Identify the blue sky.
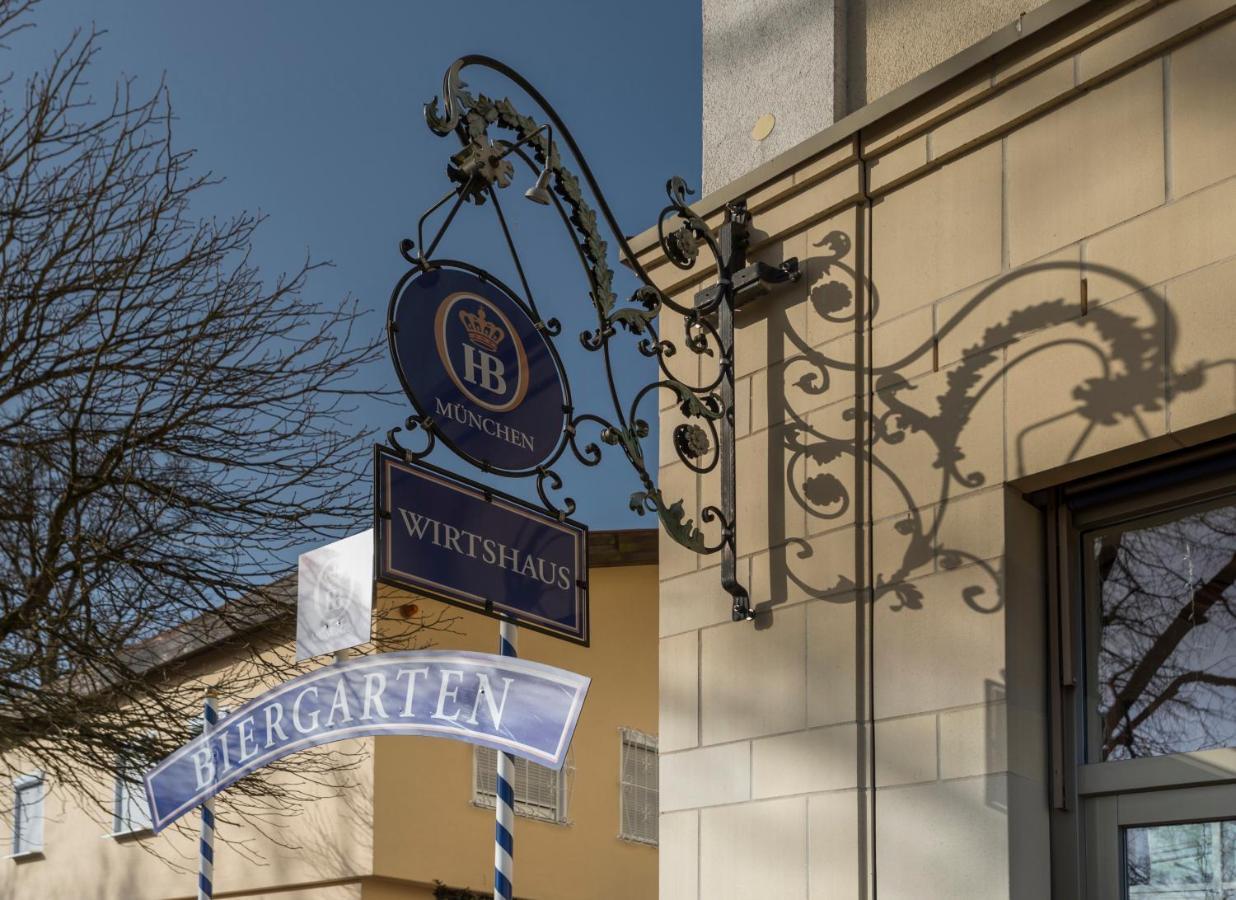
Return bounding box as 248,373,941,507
9,1,701,530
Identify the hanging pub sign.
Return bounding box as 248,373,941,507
388,261,568,472
375,446,589,645
143,650,590,832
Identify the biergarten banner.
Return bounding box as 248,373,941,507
144,650,590,832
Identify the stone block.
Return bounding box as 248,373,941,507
794,139,857,186
932,60,1075,159
871,306,934,387
732,425,808,558
733,373,752,438
874,565,1006,720
808,790,861,899
935,245,1083,368
749,526,860,610
657,309,702,411
870,361,1005,521
700,798,808,900
800,196,860,356
873,505,936,587
1007,61,1164,265
701,602,806,744
751,345,859,436
864,78,992,155
1004,290,1167,480
658,462,699,580
874,714,938,787
808,596,859,728
876,776,1010,899
868,137,928,194
758,350,852,434
992,0,1150,85
801,400,863,535
750,166,863,246
935,487,1006,570
660,741,751,812
661,561,745,637
660,631,699,753
939,703,1008,780
660,810,699,900
1077,0,1234,84
752,724,858,798
1171,18,1236,197
1166,256,1236,434
872,143,1003,321
1085,175,1236,302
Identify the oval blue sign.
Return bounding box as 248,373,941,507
390,263,567,471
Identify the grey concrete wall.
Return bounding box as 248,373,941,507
702,0,846,193
701,0,1053,194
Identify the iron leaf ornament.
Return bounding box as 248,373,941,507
406,56,798,619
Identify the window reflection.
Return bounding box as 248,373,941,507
1125,819,1236,896
1092,501,1236,761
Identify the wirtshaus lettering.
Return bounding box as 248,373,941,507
433,397,534,452
397,507,573,592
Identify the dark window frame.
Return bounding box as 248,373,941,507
1044,441,1236,898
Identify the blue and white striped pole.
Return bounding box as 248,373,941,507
199,691,218,900
494,619,517,900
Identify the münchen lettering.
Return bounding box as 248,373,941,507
398,507,573,592
434,397,534,452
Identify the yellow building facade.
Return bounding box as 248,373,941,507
0,530,658,900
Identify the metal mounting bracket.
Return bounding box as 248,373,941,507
698,204,803,621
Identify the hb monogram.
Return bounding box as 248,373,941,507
459,306,507,395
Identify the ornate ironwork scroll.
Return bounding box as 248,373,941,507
397,56,798,621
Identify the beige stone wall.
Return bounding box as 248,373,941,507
650,1,1236,896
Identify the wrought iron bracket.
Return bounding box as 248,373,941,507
401,55,805,625
694,258,801,313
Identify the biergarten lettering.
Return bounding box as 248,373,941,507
145,651,590,832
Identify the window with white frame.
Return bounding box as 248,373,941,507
474,746,567,823
112,752,152,836
11,773,45,856
619,728,657,845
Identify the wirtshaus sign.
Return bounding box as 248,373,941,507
388,261,568,472
143,651,589,832
375,447,589,644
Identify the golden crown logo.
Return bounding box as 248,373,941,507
459,305,506,353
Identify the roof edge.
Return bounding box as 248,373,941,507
630,0,1103,253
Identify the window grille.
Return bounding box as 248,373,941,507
474,746,566,823
619,728,658,845
112,752,152,835
12,773,45,856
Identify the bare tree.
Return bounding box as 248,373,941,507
0,1,445,848
1095,505,1236,760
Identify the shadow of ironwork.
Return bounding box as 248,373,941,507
686,228,1226,626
